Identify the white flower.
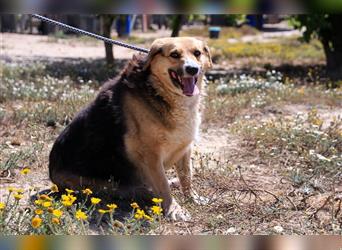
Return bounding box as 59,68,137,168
226,227,236,234
316,153,331,162
273,225,284,233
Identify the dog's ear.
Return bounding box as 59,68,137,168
203,42,213,69
143,41,163,70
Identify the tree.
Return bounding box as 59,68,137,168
100,15,115,65
291,14,342,80
171,15,186,37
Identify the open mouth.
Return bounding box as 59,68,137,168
168,69,199,96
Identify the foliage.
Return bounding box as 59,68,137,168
289,14,342,80
288,15,332,43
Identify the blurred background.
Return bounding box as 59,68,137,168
1,14,341,79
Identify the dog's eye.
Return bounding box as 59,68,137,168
194,50,201,57
170,52,181,59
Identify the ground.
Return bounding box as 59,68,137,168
1,25,341,235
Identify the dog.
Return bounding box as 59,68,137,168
49,37,212,220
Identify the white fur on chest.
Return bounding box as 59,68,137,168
161,98,201,165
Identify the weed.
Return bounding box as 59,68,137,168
230,109,342,181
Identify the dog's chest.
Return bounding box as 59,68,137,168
161,106,200,158
168,109,199,143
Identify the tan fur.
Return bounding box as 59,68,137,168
123,37,212,219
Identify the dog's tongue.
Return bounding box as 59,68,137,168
182,77,199,96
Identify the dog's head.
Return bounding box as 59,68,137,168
145,37,212,97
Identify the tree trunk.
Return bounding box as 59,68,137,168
101,15,115,65
1,14,16,33
171,15,184,37
321,15,342,80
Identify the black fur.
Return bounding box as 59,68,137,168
49,55,169,190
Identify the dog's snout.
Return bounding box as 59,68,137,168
185,66,199,76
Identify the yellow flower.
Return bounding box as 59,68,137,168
106,203,118,211
50,184,59,193
39,194,52,201
0,202,5,210
20,168,30,175
34,199,43,205
52,209,63,218
90,197,101,205
14,194,23,201
98,209,108,214
16,189,24,194
31,217,42,228
75,210,88,221
151,205,163,215
61,194,77,207
152,198,163,204
51,217,60,225
42,201,52,208
130,202,139,209
7,187,16,192
82,188,93,195
65,188,74,194
34,209,44,215
144,214,153,221
62,200,73,207
312,118,323,126
47,207,54,213
134,209,146,220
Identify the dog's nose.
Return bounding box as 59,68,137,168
185,66,199,76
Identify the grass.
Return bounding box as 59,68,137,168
203,71,342,126
180,24,325,65
230,109,342,182
208,37,325,65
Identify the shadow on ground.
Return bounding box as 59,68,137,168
1,55,128,84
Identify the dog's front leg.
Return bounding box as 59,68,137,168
175,148,208,205
141,158,190,221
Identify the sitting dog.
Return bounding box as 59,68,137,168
49,37,212,220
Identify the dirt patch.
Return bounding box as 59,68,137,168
2,33,140,59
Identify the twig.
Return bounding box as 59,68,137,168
238,165,263,202
310,195,332,219
335,198,341,218
285,194,298,211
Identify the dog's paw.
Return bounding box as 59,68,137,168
166,199,191,221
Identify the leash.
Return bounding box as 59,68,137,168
31,14,150,54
